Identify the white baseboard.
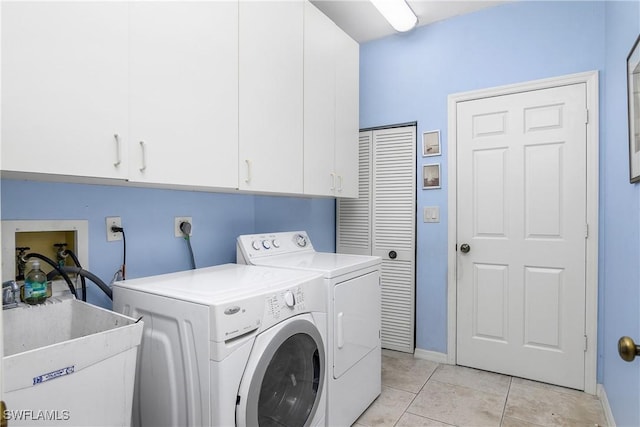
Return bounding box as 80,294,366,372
414,348,450,364
597,383,616,427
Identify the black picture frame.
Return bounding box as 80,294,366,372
627,34,640,183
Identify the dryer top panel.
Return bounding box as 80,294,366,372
112,263,323,305
244,251,380,279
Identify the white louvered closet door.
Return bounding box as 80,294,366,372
337,131,373,256
372,126,416,353
337,125,416,353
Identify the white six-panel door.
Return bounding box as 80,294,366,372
456,83,588,389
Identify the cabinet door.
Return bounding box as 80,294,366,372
1,2,128,179
303,2,336,197
334,29,359,198
239,1,304,193
128,1,239,189
371,126,416,353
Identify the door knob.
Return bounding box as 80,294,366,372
460,243,471,253
1,401,7,427
618,336,640,362
388,250,397,259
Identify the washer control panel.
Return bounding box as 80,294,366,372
211,274,325,344
265,286,306,322
237,231,315,261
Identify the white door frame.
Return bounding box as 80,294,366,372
447,71,599,394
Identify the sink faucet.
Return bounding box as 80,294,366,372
2,280,20,309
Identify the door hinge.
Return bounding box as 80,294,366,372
584,335,588,352
585,223,589,239
585,109,589,124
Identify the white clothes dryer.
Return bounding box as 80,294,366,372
112,263,327,427
237,231,381,426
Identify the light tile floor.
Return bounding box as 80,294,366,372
354,350,607,427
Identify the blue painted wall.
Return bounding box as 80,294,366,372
601,2,640,425
361,0,640,424
3,1,639,423
0,179,335,308
361,0,606,355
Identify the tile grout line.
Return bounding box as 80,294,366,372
498,375,513,426
391,362,442,427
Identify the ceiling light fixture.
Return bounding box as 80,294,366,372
370,0,417,33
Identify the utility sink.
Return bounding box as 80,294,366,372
3,298,143,426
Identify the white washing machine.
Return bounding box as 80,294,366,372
237,231,381,426
112,263,327,427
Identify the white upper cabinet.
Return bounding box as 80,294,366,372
303,2,359,198
2,1,359,197
2,2,129,180
239,1,304,193
334,26,360,198
303,2,337,197
128,2,239,189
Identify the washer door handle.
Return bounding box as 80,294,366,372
388,250,397,259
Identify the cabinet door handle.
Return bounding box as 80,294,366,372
337,312,344,349
337,175,343,192
113,134,121,167
139,141,147,172
245,159,252,184
330,172,336,190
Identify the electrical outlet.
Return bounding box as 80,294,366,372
175,217,193,237
106,217,122,241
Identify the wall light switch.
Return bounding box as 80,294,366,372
423,206,440,223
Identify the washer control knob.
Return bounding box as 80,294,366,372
251,241,261,251
272,239,280,248
262,240,271,249
284,291,296,308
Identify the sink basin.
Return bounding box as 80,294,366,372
3,298,143,426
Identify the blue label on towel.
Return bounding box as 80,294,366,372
33,366,75,385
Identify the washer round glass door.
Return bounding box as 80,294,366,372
238,317,325,427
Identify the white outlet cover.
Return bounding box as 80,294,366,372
106,217,122,241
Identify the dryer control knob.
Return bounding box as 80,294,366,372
295,234,308,248
272,239,280,248
284,291,296,308
251,241,261,251
262,240,271,249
